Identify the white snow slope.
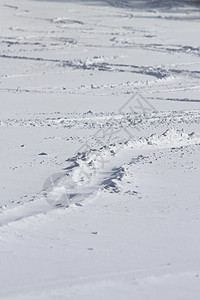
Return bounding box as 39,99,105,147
0,0,200,299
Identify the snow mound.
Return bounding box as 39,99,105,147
145,128,197,146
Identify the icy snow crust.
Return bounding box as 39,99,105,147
0,0,200,299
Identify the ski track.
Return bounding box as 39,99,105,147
1,127,199,227
0,0,200,105
0,110,200,128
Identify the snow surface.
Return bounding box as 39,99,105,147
0,0,200,299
